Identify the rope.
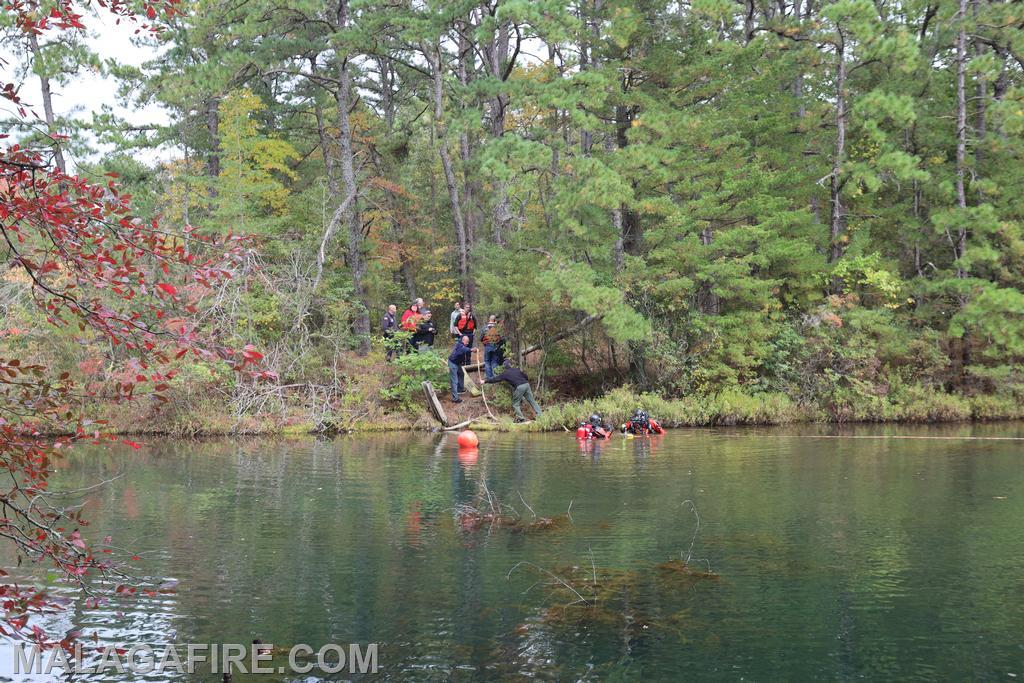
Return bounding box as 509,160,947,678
473,347,497,421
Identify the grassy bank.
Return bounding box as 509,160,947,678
510,386,1024,432
93,383,1024,437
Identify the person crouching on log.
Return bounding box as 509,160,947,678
484,361,542,423
448,335,472,403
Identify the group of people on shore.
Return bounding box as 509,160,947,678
382,298,542,422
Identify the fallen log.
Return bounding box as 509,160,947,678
521,313,603,358
422,381,448,427
444,418,477,431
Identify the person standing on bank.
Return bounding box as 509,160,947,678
456,304,477,349
484,361,542,422
480,315,504,380
401,302,421,331
412,310,437,351
448,335,472,402
382,304,398,360
400,303,422,352
449,300,463,340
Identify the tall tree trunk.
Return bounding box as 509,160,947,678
457,25,482,253
615,103,642,257
954,0,971,373
486,16,515,245
828,29,848,266
579,0,603,156
400,259,416,299
315,101,339,198
992,46,1009,100
28,33,66,174
426,42,474,304
612,83,645,383
971,0,986,167
205,96,221,181
336,0,370,354
954,0,968,279
697,227,721,314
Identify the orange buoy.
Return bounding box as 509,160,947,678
457,430,479,448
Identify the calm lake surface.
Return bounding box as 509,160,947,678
2,424,1024,681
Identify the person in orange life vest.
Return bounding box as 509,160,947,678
455,304,477,348
455,304,477,374
480,315,505,380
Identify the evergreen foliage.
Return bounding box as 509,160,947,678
6,0,1024,424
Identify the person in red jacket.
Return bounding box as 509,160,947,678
400,303,421,332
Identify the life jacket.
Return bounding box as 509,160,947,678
456,313,476,334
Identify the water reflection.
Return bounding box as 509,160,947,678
0,426,1020,681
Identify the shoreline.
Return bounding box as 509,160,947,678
97,405,1024,438
77,385,1024,438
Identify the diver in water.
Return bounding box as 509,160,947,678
577,413,612,439
621,408,665,435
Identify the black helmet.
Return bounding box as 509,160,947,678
589,414,601,425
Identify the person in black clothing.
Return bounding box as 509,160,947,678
412,311,437,350
621,408,665,435
382,304,399,360
448,336,472,402
484,361,542,422
480,315,505,379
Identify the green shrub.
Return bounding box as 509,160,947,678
380,349,448,412
528,386,803,431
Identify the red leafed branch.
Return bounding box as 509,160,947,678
0,0,263,646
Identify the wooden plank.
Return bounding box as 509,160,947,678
422,381,448,427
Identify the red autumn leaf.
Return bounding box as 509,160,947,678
241,345,263,362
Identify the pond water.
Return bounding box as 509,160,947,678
2,424,1024,681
